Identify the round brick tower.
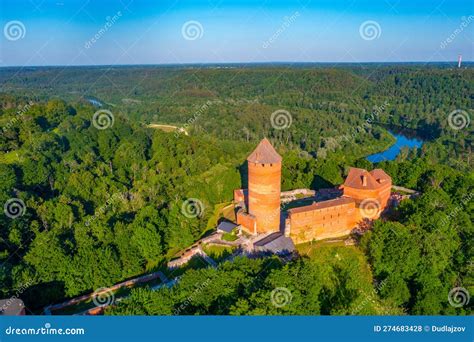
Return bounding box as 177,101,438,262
342,167,392,221
247,138,282,234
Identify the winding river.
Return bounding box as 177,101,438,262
83,100,425,163
366,130,424,163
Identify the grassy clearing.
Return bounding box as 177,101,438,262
296,240,400,315
200,201,233,238
147,124,188,135
296,239,348,255
297,241,369,275
202,244,235,262
221,232,238,241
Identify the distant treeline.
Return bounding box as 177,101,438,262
0,65,472,315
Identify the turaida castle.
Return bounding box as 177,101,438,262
233,138,392,244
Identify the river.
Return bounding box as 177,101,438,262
86,98,103,107
366,130,424,163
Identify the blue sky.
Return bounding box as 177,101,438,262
0,0,473,66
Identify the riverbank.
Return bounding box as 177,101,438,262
366,128,424,163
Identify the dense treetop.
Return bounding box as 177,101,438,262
0,65,472,315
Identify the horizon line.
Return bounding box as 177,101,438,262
0,60,472,69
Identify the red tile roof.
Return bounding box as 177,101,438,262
343,167,391,190
247,138,282,164
288,197,355,214
370,169,391,183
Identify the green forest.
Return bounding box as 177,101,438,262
0,65,472,315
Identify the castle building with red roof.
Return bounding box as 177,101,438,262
234,139,392,244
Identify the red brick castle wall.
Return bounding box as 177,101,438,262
234,139,392,243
